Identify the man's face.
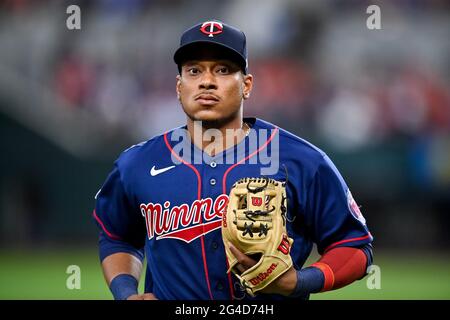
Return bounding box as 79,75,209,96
176,53,253,126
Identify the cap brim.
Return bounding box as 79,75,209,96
174,40,247,73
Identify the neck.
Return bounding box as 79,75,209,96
186,115,248,156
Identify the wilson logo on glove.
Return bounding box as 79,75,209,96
222,207,228,228
248,263,278,286
277,234,291,255
251,196,263,206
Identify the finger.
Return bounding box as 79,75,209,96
127,294,144,300
229,243,257,268
235,263,246,274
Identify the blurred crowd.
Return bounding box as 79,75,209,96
1,1,448,138
0,0,448,179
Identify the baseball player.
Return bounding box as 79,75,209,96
93,20,373,300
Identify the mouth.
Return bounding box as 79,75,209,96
195,93,220,105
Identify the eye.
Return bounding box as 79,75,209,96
187,67,200,75
217,66,230,74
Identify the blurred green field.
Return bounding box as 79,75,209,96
0,248,449,300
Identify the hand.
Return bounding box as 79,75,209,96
229,243,297,296
127,293,158,300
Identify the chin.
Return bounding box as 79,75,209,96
182,103,240,127
191,110,224,122
193,113,240,129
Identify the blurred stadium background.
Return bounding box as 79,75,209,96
0,0,449,299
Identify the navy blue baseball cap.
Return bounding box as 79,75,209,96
174,20,248,74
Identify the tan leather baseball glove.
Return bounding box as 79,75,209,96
222,177,294,296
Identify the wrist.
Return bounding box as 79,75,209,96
109,274,138,300
276,267,298,296
289,267,324,298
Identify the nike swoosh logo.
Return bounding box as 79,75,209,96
150,165,175,176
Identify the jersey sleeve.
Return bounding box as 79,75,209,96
93,163,146,250
98,231,145,262
304,154,373,254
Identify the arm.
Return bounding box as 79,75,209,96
291,244,372,297
293,154,374,297
102,252,143,284
309,245,372,291
101,252,156,300
94,163,154,300
98,232,156,300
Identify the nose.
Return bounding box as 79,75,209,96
199,70,217,90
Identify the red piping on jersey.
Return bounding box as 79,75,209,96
222,127,279,299
222,127,279,192
323,233,373,253
92,209,121,240
164,132,214,300
163,132,202,199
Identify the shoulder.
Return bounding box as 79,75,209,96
114,127,182,171
253,118,327,168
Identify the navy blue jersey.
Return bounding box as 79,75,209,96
93,117,373,300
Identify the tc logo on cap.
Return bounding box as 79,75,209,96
200,21,223,37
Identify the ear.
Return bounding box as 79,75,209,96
176,75,181,100
242,73,253,100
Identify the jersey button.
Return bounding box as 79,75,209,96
212,241,218,250
210,161,217,168
216,282,224,291
210,178,216,186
